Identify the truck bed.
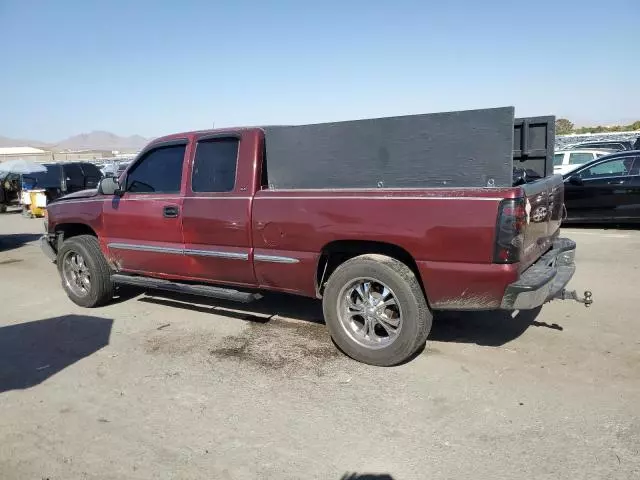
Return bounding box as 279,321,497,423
251,175,562,309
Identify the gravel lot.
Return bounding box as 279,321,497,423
1,210,639,480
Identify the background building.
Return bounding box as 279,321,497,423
0,146,54,163
53,149,115,162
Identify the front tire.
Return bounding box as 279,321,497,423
57,235,114,307
322,254,432,366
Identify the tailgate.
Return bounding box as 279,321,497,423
519,174,564,271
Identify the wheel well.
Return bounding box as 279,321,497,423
316,240,423,296
55,223,97,241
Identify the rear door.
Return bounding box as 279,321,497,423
564,155,637,221
181,133,256,286
102,140,189,277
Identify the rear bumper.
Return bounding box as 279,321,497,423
40,234,57,263
500,237,576,310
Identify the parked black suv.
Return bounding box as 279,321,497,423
24,162,103,201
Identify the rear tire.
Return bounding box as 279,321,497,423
57,235,114,307
322,254,432,366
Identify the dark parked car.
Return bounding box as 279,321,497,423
567,138,640,152
24,162,103,202
563,151,640,223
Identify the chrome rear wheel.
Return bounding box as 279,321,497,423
323,254,432,366
338,278,403,349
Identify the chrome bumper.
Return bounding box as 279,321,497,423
40,235,57,263
500,238,589,310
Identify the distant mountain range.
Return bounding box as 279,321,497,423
0,131,151,152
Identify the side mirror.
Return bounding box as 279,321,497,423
98,177,123,196
567,175,583,186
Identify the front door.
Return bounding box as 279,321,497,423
102,140,189,277
564,155,638,221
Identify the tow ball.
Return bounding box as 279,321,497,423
555,289,593,307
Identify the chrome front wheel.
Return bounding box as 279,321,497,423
62,251,91,297
57,235,114,308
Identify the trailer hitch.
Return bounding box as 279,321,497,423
554,289,593,307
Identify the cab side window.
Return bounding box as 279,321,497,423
125,144,186,194
191,138,239,193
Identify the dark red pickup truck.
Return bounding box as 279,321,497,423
41,111,591,366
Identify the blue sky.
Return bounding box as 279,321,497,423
0,0,637,141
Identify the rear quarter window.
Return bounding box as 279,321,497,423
191,138,239,193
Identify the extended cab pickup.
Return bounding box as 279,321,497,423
42,120,591,366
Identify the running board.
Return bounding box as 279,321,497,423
111,274,262,303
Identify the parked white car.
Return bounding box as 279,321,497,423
553,149,612,175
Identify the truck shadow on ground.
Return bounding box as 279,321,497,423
340,474,394,480
0,233,41,253
138,292,558,348
430,307,558,347
0,315,113,393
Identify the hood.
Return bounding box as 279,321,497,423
51,188,99,202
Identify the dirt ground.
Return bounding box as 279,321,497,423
1,210,638,480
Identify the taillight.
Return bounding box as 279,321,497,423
493,198,526,264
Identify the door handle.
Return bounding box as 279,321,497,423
163,205,179,218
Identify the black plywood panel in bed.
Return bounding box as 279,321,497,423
263,106,515,189
513,116,555,178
